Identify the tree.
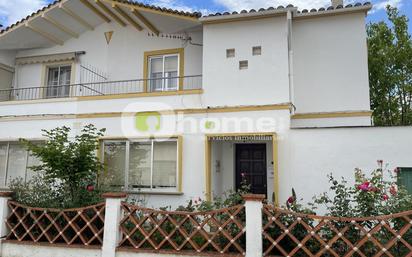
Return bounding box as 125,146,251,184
19,124,106,208
368,6,412,126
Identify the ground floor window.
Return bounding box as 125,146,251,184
398,167,412,194
0,142,41,187
101,139,179,192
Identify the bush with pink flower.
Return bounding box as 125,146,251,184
311,161,412,218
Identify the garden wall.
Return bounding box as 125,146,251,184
1,192,412,257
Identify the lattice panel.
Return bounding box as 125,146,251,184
119,203,246,255
6,201,105,246
263,205,412,257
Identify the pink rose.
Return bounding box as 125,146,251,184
382,194,389,201
287,196,295,204
358,181,371,192
390,185,398,196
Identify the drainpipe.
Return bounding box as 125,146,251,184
287,10,296,114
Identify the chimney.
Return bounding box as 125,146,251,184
331,0,343,7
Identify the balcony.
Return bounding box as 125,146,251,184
0,75,202,102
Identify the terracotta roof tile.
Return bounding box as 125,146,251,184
204,2,371,17
0,1,372,35
297,2,371,14
0,0,201,35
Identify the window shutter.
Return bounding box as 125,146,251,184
398,168,412,194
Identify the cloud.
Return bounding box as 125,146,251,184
148,0,213,15
0,0,48,27
371,0,403,13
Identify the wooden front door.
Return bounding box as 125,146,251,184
235,144,267,196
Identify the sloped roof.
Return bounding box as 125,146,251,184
0,0,201,35
203,2,371,17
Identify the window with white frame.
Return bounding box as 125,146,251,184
0,142,41,187
101,139,178,192
148,54,179,92
46,65,71,98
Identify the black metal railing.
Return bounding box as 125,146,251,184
0,75,202,102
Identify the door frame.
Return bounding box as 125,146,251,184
204,132,279,205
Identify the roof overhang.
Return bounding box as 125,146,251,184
200,2,372,24
200,8,297,24
0,0,201,50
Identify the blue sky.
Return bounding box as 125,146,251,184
0,0,411,32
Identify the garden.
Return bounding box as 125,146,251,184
3,124,412,256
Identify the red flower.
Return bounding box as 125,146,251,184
358,181,371,192
86,184,94,192
382,194,389,201
287,196,295,204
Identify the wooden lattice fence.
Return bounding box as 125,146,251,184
262,204,412,257
119,202,246,255
5,201,105,246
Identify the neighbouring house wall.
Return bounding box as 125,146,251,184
15,22,202,86
292,13,370,114
280,126,412,207
202,16,290,107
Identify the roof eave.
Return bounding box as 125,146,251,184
294,4,372,20
200,7,297,24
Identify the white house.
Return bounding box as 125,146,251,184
0,0,411,208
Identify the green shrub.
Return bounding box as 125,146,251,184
12,124,106,208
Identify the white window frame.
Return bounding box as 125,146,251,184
45,64,72,98
0,141,41,188
148,54,180,92
101,139,180,193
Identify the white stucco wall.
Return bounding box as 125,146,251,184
1,243,101,257
292,13,370,114
291,116,372,128
202,16,290,107
15,22,203,85
0,109,290,209
280,126,412,207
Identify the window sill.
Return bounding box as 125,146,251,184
125,190,184,196
77,89,203,101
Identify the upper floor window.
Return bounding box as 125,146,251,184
149,54,178,92
144,48,184,93
46,65,71,98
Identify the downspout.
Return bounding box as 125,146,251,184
287,10,296,114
